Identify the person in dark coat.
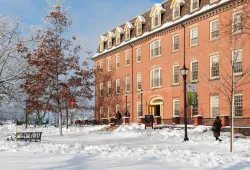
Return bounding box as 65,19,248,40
115,111,122,125
212,116,222,141
124,111,130,117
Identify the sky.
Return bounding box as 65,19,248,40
0,0,163,57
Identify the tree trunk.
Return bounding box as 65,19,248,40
59,113,63,136
66,107,69,129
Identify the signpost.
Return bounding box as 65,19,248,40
187,84,198,107
144,114,153,129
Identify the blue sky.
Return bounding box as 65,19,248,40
0,0,162,56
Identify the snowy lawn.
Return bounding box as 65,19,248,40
0,124,250,170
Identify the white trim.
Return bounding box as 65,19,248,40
116,56,120,69
108,106,112,118
210,55,219,79
173,5,180,20
116,79,120,94
232,49,242,75
234,94,242,117
210,96,219,118
150,40,162,59
232,11,242,34
99,61,103,74
137,102,142,118
125,52,130,66
191,0,199,12
172,34,179,52
125,76,130,93
190,60,198,82
151,9,161,29
150,68,162,89
136,48,142,63
107,81,111,96
107,58,112,72
173,99,180,116
210,19,219,41
190,27,198,47
116,104,120,113
137,73,142,91
173,64,179,85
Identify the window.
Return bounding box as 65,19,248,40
137,73,142,91
210,0,217,3
100,62,103,74
137,103,142,117
210,19,219,40
210,55,219,79
191,61,198,82
126,104,130,113
125,29,130,40
152,10,161,28
172,34,179,51
233,49,242,74
173,99,180,116
116,56,120,69
108,106,112,118
107,81,111,96
210,96,219,117
173,65,179,85
192,105,199,116
100,83,103,97
191,0,199,11
100,107,104,119
233,11,242,33
136,48,141,63
234,94,242,117
100,43,104,52
116,34,120,45
116,79,120,94
107,58,111,72
116,104,120,113
190,27,198,47
137,23,142,35
125,76,130,93
108,38,112,48
150,40,161,58
125,52,130,66
151,68,162,88
173,5,180,19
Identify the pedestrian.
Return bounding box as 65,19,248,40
212,116,222,141
115,111,122,125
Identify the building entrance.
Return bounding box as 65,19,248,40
148,97,163,117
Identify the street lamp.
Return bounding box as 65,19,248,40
180,65,189,142
140,89,143,117
125,92,128,115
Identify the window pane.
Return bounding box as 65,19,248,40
211,56,219,78
234,95,242,117
192,61,198,81
211,96,219,117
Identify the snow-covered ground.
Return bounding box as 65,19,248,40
0,124,250,170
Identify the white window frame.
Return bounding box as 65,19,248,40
150,68,162,89
108,38,112,48
137,22,142,35
190,60,198,82
190,27,198,47
232,49,242,75
107,81,111,96
125,76,130,93
116,104,120,113
108,106,112,118
173,5,180,20
210,55,219,79
116,34,121,45
191,0,199,12
137,73,142,91
172,34,179,52
116,79,120,94
150,40,162,59
100,83,103,97
191,105,199,117
125,52,130,66
99,62,103,74
137,102,142,117
100,107,104,119
232,11,242,34
210,96,219,118
100,42,104,52
173,65,179,85
125,29,130,40
126,104,130,113
136,48,141,63
173,99,180,116
234,94,242,117
107,58,112,72
210,19,219,41
116,56,120,69
152,10,161,29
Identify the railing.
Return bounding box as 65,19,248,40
161,119,173,125
202,118,215,126
229,118,250,127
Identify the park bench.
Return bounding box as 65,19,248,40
7,132,42,142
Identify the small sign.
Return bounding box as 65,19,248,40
144,114,153,129
187,84,197,92
187,92,198,106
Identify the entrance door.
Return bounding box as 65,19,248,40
155,105,160,116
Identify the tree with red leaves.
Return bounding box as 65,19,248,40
20,1,94,136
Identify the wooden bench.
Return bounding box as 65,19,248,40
7,132,42,142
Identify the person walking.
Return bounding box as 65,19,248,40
115,111,122,125
212,116,222,141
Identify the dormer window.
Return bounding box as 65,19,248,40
137,23,142,35
107,31,115,49
100,43,104,52
125,29,130,40
124,22,134,41
150,4,166,29
108,38,112,48
173,5,180,19
115,27,124,45
135,16,146,36
191,0,199,11
98,35,107,52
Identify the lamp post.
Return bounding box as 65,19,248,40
140,89,143,117
125,92,128,115
180,65,189,142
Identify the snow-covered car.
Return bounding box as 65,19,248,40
6,133,15,141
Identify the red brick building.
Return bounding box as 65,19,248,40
92,0,250,125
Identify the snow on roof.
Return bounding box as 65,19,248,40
126,22,134,29
116,27,124,34
108,31,115,38
137,16,146,23
93,0,230,59
178,0,185,4
155,3,166,12
100,35,107,42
